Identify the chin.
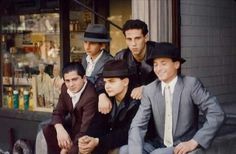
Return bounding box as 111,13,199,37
107,93,115,97
70,89,78,93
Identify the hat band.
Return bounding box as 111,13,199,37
84,32,108,39
103,70,129,77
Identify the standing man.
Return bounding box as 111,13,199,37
128,42,225,154
78,60,140,154
99,19,157,114
81,24,113,85
43,62,98,154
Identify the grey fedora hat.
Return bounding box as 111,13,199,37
81,24,111,42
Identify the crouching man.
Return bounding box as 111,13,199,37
43,62,98,154
79,60,140,154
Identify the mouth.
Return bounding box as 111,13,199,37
132,48,138,52
157,72,165,77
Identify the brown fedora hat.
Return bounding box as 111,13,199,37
146,42,186,65
81,24,111,42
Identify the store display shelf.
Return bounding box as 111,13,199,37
2,77,32,86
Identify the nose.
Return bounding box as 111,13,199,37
67,81,74,88
131,39,136,46
105,83,110,90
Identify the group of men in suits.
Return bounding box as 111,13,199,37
42,19,225,154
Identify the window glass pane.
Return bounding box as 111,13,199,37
1,13,61,112
109,0,131,55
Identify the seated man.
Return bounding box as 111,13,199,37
43,62,98,154
81,23,113,85
78,60,140,154
128,42,225,154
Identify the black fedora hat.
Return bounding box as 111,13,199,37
146,42,186,65
102,60,129,78
81,24,111,42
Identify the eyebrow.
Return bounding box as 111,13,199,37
65,76,80,81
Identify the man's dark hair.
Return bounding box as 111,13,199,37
122,19,148,36
62,62,85,79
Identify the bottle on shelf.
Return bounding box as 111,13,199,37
19,88,24,110
3,53,12,77
13,89,19,109
23,89,30,110
7,87,13,109
29,88,34,111
2,87,9,108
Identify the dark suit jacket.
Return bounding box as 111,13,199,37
128,75,225,154
86,91,140,154
43,82,98,154
82,49,113,84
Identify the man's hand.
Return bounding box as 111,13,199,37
98,93,112,114
60,148,68,154
131,86,143,100
174,139,198,154
55,124,72,150
78,136,99,154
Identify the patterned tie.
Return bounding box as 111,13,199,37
164,85,173,147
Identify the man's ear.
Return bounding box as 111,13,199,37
123,78,129,87
100,43,106,50
83,75,87,82
144,34,149,42
174,61,181,69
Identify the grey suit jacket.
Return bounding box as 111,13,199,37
82,50,113,84
128,75,225,154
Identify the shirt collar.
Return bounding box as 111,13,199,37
86,50,104,64
67,81,87,108
161,76,178,95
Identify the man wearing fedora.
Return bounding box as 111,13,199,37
78,60,140,154
81,24,113,85
127,42,225,154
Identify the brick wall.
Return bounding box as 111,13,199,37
180,0,236,108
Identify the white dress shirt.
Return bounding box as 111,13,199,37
67,81,87,109
161,76,178,96
85,50,104,76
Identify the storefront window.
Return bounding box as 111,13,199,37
1,13,61,112
69,0,93,62
68,0,131,60
109,0,131,55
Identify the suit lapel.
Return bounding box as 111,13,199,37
154,82,166,136
81,54,87,69
172,76,184,135
91,51,106,77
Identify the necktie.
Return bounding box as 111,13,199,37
164,85,173,147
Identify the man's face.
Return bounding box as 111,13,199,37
104,77,128,97
83,41,104,59
124,29,148,58
153,58,180,83
64,71,85,93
